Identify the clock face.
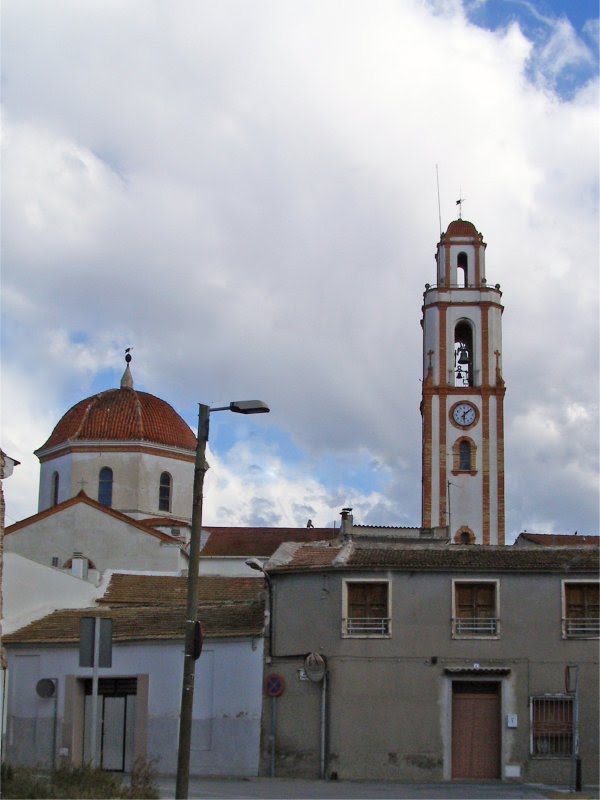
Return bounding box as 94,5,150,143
451,402,477,427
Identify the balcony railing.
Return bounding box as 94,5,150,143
343,617,390,636
453,617,498,636
562,617,600,638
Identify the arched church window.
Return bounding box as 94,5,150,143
98,467,113,507
454,320,473,387
52,471,60,506
159,472,172,512
457,252,468,287
459,440,471,470
454,527,476,545
452,437,477,475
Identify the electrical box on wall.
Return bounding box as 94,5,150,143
507,714,518,728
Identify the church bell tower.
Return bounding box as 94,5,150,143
421,218,505,545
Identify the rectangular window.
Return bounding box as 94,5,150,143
563,582,599,638
453,580,499,637
343,581,390,637
530,695,573,757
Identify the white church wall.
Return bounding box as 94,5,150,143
5,503,182,573
38,453,73,511
39,448,193,521
2,554,103,635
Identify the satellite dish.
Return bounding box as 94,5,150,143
304,652,326,683
36,678,57,698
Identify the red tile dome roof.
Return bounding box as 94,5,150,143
444,219,480,237
37,388,197,453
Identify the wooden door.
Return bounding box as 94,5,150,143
452,682,500,779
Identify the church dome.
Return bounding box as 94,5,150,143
444,219,480,238
37,387,197,454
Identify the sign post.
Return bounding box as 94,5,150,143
264,674,285,778
80,617,112,768
566,665,581,793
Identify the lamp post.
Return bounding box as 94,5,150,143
175,400,269,800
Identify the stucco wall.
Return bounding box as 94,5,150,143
5,503,182,572
39,450,193,521
266,570,599,783
5,637,264,776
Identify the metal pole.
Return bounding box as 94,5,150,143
270,696,277,778
320,672,327,779
572,666,581,792
90,620,101,767
52,680,58,769
175,404,210,799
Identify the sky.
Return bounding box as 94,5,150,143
1,0,598,541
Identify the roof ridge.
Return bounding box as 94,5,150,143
5,492,185,544
69,395,96,442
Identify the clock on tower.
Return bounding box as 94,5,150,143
420,219,505,545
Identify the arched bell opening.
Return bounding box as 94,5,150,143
454,320,474,387
457,251,468,287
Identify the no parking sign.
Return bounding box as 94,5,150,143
264,673,286,697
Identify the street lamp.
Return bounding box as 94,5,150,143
175,400,269,799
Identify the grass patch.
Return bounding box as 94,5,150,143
1,759,159,799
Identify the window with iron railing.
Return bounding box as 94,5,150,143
563,582,599,638
453,581,499,638
343,581,391,637
530,695,573,757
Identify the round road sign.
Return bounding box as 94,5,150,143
264,673,286,697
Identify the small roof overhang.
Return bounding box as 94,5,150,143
444,666,511,675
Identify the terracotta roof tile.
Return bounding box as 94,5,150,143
101,574,264,606
268,543,599,574
4,574,266,645
516,533,599,547
3,602,264,645
200,527,338,556
444,219,480,238
37,388,196,453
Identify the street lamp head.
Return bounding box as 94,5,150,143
229,400,270,414
245,557,265,572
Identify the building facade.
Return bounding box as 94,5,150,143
261,541,599,784
3,574,266,776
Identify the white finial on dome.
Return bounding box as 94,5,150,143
121,347,134,389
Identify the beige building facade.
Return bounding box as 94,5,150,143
261,541,599,785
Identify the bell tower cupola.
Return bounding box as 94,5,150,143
421,219,505,544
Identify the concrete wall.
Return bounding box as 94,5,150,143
265,570,599,784
5,637,264,776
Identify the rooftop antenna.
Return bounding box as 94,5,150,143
436,164,442,238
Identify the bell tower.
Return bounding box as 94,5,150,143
421,219,505,544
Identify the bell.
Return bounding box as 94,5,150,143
456,369,463,381
457,348,470,365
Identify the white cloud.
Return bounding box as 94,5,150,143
1,0,598,537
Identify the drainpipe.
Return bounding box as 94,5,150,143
320,671,328,779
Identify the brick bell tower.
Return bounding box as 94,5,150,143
421,218,505,545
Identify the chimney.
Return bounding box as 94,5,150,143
71,552,89,580
340,508,353,540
